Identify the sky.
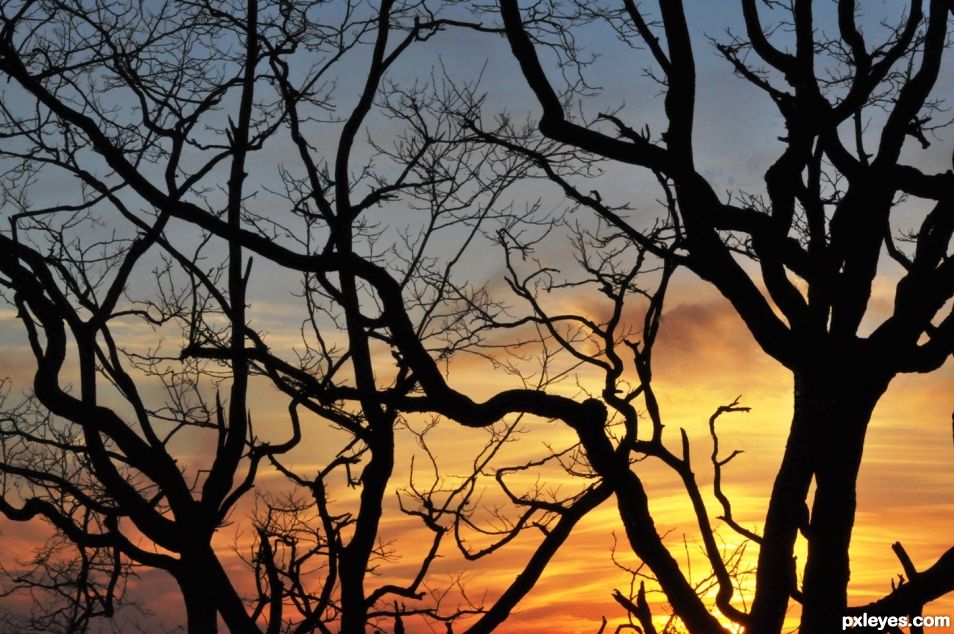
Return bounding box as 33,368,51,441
0,1,953,633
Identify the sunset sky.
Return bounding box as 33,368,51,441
5,272,951,633
1,1,953,633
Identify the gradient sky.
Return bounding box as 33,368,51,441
1,2,953,633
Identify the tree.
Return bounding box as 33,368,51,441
0,0,556,631
0,1,696,632
482,0,954,631
3,2,953,634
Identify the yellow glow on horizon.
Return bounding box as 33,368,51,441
1,275,952,633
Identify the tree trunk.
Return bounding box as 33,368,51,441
573,415,728,634
175,546,263,634
178,571,219,634
747,379,816,633
749,366,889,634
338,427,395,634
799,371,886,633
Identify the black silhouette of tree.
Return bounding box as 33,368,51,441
0,1,725,633
476,0,954,631
0,0,555,631
4,1,952,634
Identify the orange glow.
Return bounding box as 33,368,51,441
1,274,952,633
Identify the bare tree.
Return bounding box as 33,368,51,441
475,0,954,632
0,1,650,632
6,1,951,634
0,0,529,631
0,379,135,633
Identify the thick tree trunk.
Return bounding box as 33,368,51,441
339,546,371,633
746,380,816,633
799,372,886,633
178,571,219,634
175,546,262,634
749,366,889,634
